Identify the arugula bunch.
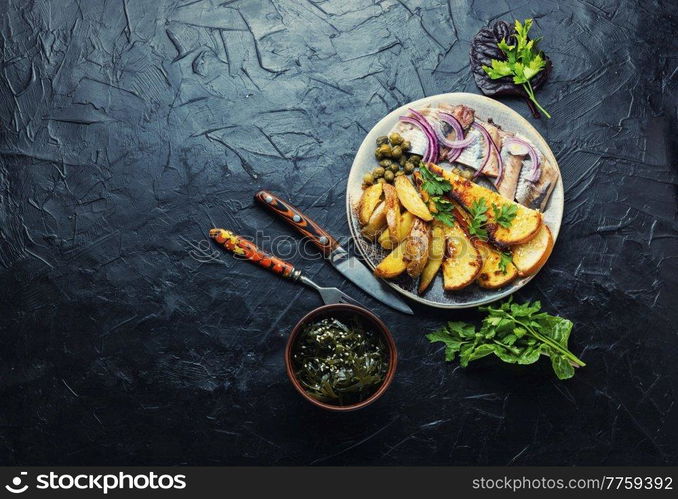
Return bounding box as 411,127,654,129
426,299,585,379
419,166,454,226
482,19,551,119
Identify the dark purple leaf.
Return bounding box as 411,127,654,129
470,21,552,118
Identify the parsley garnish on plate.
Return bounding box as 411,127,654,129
420,166,454,227
482,19,551,119
467,198,489,240
431,197,455,227
420,165,451,196
497,251,512,274
426,299,585,380
492,203,518,229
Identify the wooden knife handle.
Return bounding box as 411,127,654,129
209,228,299,279
254,190,339,257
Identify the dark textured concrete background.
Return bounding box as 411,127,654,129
0,0,676,465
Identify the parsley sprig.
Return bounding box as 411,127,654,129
497,251,512,274
482,19,551,119
431,197,455,226
419,166,454,227
467,198,489,240
419,165,451,196
426,299,585,380
492,203,518,229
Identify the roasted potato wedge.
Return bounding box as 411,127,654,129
404,217,431,278
512,224,554,276
378,211,415,250
377,226,392,249
475,241,519,289
395,175,433,221
374,241,407,279
358,183,383,225
360,201,387,240
383,183,401,244
418,222,445,293
441,224,482,291
428,164,542,246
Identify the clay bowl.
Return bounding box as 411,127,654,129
285,303,397,411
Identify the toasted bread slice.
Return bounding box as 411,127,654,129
358,183,383,225
418,222,445,294
360,201,387,240
512,224,554,276
378,211,415,250
441,223,482,291
475,241,519,289
395,175,433,221
374,240,407,279
428,164,542,246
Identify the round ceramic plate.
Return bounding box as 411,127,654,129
346,92,564,309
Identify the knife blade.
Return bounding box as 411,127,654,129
254,190,413,315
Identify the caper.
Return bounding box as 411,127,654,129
363,173,374,185
401,140,411,151
398,155,407,166
389,132,403,145
377,177,386,184
409,154,422,164
395,170,405,177
391,146,403,159
373,167,385,178
461,169,473,180
452,167,461,175
377,144,392,157
376,135,389,146
383,170,395,182
379,159,393,168
404,162,415,174
375,150,383,160
389,163,400,173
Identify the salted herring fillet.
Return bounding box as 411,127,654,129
390,105,558,211
513,133,559,211
389,104,475,159
494,131,525,201
453,119,502,177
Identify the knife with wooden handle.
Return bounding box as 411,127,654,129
254,190,413,314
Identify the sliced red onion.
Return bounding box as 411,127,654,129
471,122,504,183
439,112,463,136
437,113,476,149
490,136,504,183
447,147,462,162
504,137,541,182
471,122,491,179
399,110,438,163
399,116,435,163
406,108,439,163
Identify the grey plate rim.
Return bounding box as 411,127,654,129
344,92,564,310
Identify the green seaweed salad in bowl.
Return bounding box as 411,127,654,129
285,304,397,411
